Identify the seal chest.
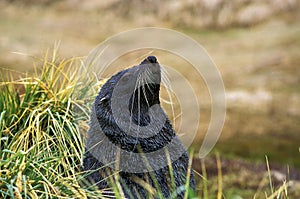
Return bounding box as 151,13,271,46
83,56,195,198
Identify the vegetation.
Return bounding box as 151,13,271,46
0,49,297,198
0,49,93,198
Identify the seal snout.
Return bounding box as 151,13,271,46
140,56,161,80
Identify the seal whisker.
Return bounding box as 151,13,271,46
147,68,156,84
137,78,141,130
141,78,150,107
161,67,171,88
160,67,176,126
129,75,142,152
144,77,155,96
129,75,141,134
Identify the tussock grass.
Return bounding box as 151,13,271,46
0,49,96,198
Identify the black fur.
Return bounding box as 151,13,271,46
83,56,196,198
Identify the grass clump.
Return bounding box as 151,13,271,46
0,49,95,198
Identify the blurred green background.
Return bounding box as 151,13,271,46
1,0,300,197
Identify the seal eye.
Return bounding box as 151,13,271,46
100,97,108,103
120,73,132,83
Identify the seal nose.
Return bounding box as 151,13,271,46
141,56,158,64
147,56,157,63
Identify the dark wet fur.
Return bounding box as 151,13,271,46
83,56,196,198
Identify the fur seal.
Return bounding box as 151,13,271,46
83,56,195,198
